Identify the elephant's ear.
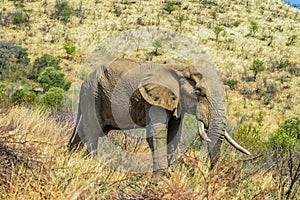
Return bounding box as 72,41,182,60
138,68,181,117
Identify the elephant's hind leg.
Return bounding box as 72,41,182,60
68,115,84,152
68,130,84,152
79,81,104,156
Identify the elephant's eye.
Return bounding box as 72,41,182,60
194,89,201,96
194,87,206,97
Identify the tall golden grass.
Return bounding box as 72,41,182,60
0,107,283,199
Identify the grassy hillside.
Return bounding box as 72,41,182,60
0,0,300,199
1,0,299,129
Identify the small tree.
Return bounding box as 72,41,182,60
250,59,265,81
249,21,259,36
63,42,76,58
54,1,74,23
225,79,238,90
42,87,66,110
267,116,300,200
0,42,30,81
32,54,61,79
11,89,38,105
11,89,26,104
213,24,225,41
163,1,179,14
12,14,29,27
37,67,71,92
152,39,163,56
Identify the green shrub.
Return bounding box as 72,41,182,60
53,1,74,22
41,87,66,110
280,116,300,139
232,125,265,154
249,21,259,36
37,67,71,92
14,46,30,65
213,24,225,41
12,14,29,26
163,1,180,14
63,42,76,58
11,89,38,105
268,128,298,152
11,89,26,104
225,79,238,90
0,41,31,81
250,59,265,81
32,54,61,79
152,39,163,56
24,92,38,104
266,116,300,199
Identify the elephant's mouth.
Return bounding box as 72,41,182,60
196,115,209,129
196,118,211,142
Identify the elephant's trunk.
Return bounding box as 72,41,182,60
207,113,226,168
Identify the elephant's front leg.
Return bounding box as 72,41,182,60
167,118,182,166
146,106,170,171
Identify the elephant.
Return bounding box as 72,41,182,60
68,58,250,171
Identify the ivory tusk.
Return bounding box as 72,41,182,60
224,131,251,155
198,121,212,142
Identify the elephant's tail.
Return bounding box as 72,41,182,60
68,103,83,151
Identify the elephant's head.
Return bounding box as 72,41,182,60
139,63,250,168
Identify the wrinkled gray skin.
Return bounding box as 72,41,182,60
68,59,249,170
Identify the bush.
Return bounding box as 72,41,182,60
249,21,259,36
232,125,265,154
225,79,238,90
0,41,31,81
53,1,74,22
63,42,76,58
12,14,29,26
266,116,300,199
37,67,71,92
213,24,225,41
280,116,300,139
41,87,66,110
11,89,26,104
250,59,265,81
11,89,38,105
152,39,163,56
163,1,180,14
32,54,61,80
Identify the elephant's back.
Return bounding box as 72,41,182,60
106,58,142,78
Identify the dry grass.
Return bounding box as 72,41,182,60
0,106,291,199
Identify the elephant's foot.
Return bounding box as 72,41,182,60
149,169,170,185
